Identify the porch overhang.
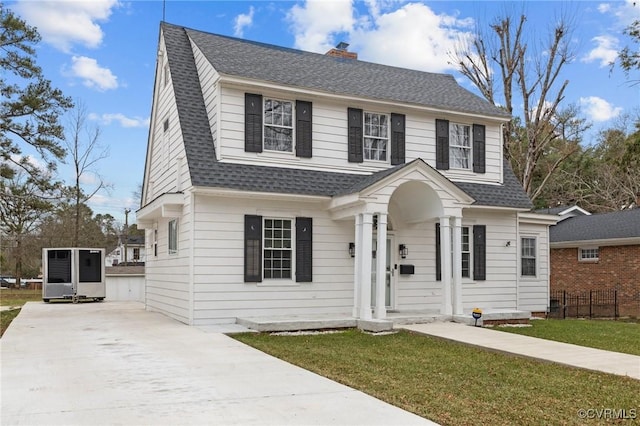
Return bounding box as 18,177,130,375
136,192,184,229
328,159,474,220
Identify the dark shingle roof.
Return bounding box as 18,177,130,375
550,209,640,242
160,22,531,210
184,26,509,118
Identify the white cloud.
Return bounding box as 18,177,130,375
234,6,255,37
88,113,150,128
287,0,355,53
582,35,619,67
597,3,611,13
68,56,118,91
350,3,474,73
13,0,119,52
579,96,622,122
286,1,473,73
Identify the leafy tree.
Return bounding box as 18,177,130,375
617,19,639,80
0,171,56,286
38,202,118,250
0,3,73,188
450,9,588,201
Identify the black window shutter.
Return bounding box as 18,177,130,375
473,124,486,173
390,113,406,165
435,119,449,170
347,108,363,163
296,100,312,158
435,223,441,281
296,217,313,282
244,215,262,282
473,225,486,281
245,93,263,153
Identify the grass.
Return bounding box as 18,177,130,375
0,288,42,307
0,289,41,338
234,329,640,426
495,319,640,356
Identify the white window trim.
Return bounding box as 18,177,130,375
449,122,472,170
261,217,295,284
520,236,537,278
578,246,600,262
168,219,178,255
263,97,295,154
363,111,390,163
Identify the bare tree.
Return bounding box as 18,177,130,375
64,101,110,246
450,8,588,201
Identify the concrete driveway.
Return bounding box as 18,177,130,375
1,302,434,425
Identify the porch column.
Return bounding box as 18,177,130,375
352,214,362,317
452,215,463,315
359,212,373,320
374,213,387,319
440,216,453,315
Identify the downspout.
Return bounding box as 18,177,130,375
189,190,195,325
515,212,520,310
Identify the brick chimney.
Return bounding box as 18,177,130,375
325,41,357,60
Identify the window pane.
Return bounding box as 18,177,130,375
364,112,389,161
263,99,293,152
263,218,293,280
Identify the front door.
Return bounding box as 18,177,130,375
371,236,394,308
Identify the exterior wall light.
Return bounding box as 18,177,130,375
348,242,355,258
399,244,408,259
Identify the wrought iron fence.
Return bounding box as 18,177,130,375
549,290,618,319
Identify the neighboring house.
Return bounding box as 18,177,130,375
549,208,640,317
136,23,557,327
105,235,146,267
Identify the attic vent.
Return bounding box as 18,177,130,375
325,41,357,60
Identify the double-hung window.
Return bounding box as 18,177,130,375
364,112,389,161
521,237,536,276
461,227,471,278
263,218,292,279
168,219,178,255
449,123,471,169
264,98,293,152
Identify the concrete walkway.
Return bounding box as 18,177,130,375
399,322,640,380
1,302,434,426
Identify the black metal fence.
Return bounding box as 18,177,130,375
549,290,618,319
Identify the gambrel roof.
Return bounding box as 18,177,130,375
159,22,532,210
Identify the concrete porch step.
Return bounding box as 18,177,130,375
236,315,357,332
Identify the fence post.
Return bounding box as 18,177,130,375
614,290,618,320
562,290,566,319
589,290,593,319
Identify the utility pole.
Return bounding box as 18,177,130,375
124,208,130,265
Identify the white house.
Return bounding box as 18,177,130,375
105,235,146,267
137,23,557,328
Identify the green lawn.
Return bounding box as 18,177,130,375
0,289,42,337
234,330,640,426
496,319,640,356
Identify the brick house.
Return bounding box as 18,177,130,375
549,208,640,317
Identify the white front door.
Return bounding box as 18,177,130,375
371,235,394,309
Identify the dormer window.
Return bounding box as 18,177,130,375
449,123,471,169
364,112,389,162
264,98,293,152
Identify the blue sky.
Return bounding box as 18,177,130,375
7,0,639,225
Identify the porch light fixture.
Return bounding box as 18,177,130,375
349,242,355,257
399,244,408,259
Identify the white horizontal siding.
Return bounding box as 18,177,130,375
144,193,193,324
216,85,503,184
145,35,191,202
518,222,550,312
